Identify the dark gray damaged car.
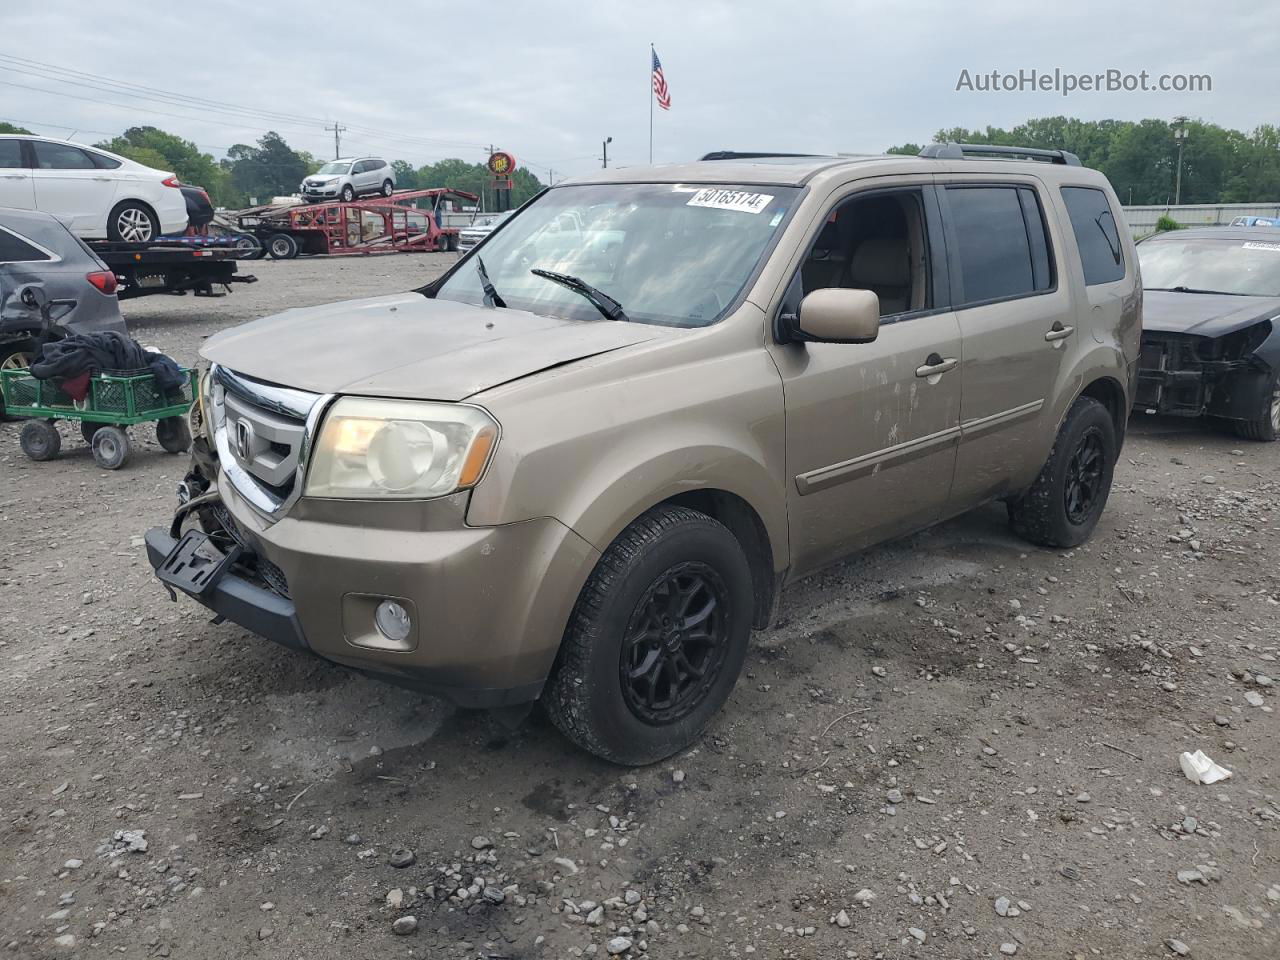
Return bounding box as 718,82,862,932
1135,227,1280,440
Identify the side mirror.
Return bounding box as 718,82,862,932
794,288,880,344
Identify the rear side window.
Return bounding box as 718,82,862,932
32,141,96,170
0,227,51,263
89,151,122,170
946,185,1053,305
0,139,23,168
1061,186,1125,285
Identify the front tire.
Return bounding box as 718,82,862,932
1232,376,1279,442
381,179,394,197
108,201,159,243
542,505,753,766
1008,396,1116,548
340,184,355,202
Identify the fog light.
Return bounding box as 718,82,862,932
374,600,412,642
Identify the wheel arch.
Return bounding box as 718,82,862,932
1077,374,1128,444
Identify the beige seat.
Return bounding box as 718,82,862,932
848,237,911,315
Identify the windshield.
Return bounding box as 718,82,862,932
317,161,351,175
1139,237,1280,296
435,183,799,327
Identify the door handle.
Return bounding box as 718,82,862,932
915,353,958,378
93,176,112,181
1,174,24,179
1045,322,1075,342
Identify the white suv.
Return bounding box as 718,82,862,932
0,135,189,242
300,157,395,203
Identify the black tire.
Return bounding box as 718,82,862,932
107,201,159,243
340,184,355,202
542,505,754,766
267,233,299,260
91,426,131,470
381,179,394,197
0,339,37,421
19,420,60,461
1232,376,1280,442
447,233,459,252
1008,396,1116,548
234,234,264,260
80,421,106,444
156,416,192,454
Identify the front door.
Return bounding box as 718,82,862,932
768,183,963,577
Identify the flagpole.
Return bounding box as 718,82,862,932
648,42,654,164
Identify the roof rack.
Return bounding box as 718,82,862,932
698,151,823,161
920,142,1081,166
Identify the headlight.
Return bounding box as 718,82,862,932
194,367,212,439
304,397,498,500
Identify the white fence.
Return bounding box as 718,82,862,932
1121,202,1280,236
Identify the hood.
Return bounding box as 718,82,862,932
1143,289,1280,337
201,293,665,401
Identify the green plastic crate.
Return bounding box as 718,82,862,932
0,367,195,424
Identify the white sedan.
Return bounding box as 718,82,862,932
0,135,188,242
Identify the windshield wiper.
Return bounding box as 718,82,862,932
531,268,629,322
475,256,506,309
1147,286,1246,296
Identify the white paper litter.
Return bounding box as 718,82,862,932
1179,749,1233,785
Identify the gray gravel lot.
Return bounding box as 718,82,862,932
1,254,1277,959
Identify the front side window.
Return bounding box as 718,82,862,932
1061,186,1125,285
946,186,1053,305
435,183,799,328
795,188,932,318
32,141,96,170
1139,237,1280,297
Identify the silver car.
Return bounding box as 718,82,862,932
299,158,395,204
457,212,513,254
1,207,128,416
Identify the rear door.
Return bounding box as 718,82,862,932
0,139,35,210
31,140,119,236
938,179,1074,510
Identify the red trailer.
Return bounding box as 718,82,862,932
234,188,480,260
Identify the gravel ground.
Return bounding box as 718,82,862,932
1,254,1278,959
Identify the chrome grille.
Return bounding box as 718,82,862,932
210,365,331,521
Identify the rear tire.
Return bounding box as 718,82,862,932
1008,396,1116,548
80,421,106,444
156,416,192,454
107,201,159,243
91,426,131,470
1232,376,1280,442
0,339,37,421
234,234,264,260
541,505,754,766
267,233,299,260
19,420,60,461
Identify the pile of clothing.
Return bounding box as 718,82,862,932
30,332,184,402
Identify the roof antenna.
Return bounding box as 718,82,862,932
64,130,78,141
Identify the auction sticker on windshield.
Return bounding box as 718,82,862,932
687,188,775,214
1242,242,1280,252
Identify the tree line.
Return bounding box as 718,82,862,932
0,122,544,210
887,116,1280,206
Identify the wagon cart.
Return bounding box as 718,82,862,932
1,366,196,470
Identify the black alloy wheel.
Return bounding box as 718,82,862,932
1063,427,1105,525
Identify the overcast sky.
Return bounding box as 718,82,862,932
2,0,1276,182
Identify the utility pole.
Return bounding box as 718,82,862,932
602,136,612,169
325,122,346,159
1172,117,1189,206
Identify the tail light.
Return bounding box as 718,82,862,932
86,270,118,295
161,176,181,188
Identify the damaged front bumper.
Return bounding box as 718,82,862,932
145,457,598,708
1133,330,1273,421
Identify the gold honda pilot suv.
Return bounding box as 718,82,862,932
148,144,1141,765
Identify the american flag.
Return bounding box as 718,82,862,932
651,48,671,111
